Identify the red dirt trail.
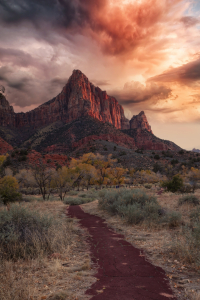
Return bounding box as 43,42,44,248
68,206,176,300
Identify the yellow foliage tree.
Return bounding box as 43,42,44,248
0,176,21,206
111,167,127,185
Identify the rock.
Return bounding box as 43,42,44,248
0,70,181,152
0,70,129,130
130,111,152,133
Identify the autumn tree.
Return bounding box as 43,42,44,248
51,167,77,200
91,154,116,188
111,167,127,185
0,176,22,207
128,168,136,186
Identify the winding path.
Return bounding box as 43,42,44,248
68,206,176,300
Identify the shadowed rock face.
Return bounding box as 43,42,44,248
0,70,130,130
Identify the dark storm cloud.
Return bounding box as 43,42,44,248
0,47,37,67
112,81,172,106
180,16,199,27
0,66,30,91
0,0,186,56
0,0,78,28
149,58,200,86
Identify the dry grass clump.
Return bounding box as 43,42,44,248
0,204,71,260
170,224,200,266
178,195,200,206
0,201,79,300
0,261,31,300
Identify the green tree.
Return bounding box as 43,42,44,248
161,174,183,193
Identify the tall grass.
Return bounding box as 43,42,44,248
170,224,200,266
0,205,72,260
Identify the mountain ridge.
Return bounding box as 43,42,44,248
0,70,181,152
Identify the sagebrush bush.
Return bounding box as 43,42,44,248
98,189,182,228
98,189,161,226
162,211,182,228
67,190,79,196
179,195,200,206
0,205,71,260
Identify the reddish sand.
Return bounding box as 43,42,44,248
68,206,176,300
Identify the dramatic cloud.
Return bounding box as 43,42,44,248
112,81,172,106
180,16,199,27
149,57,200,86
0,0,190,56
0,0,200,148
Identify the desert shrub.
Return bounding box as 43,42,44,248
153,163,163,173
190,207,200,224
154,154,160,160
179,195,200,206
18,155,27,162
144,183,152,189
162,211,182,228
171,224,200,266
119,151,126,156
161,174,183,192
98,189,161,226
178,150,184,155
19,149,28,156
67,190,79,196
171,159,179,165
79,193,87,198
0,205,71,260
64,196,95,206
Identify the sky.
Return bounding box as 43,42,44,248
0,0,200,150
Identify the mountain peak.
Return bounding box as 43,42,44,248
130,111,152,133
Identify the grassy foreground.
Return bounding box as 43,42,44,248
0,199,95,300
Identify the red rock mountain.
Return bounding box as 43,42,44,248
0,70,129,130
0,70,181,152
130,111,152,133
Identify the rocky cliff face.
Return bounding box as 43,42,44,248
130,111,152,133
0,94,15,127
0,70,129,130
0,70,181,152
